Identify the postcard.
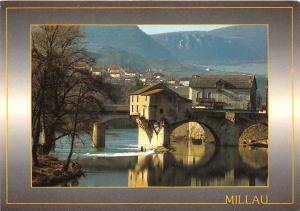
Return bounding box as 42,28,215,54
1,1,299,210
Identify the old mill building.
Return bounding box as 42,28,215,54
189,73,257,110
130,82,192,123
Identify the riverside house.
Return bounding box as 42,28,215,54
189,73,257,110
130,82,192,123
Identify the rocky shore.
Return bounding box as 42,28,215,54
32,155,84,187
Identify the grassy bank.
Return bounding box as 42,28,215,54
32,155,84,187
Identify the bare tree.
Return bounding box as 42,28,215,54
32,26,118,168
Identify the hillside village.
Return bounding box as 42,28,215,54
88,64,177,85
77,63,266,111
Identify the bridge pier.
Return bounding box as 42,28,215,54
92,122,106,148
137,119,170,151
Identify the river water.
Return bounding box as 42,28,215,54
50,128,268,187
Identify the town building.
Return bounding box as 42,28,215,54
153,72,165,80
91,66,108,76
170,86,191,100
179,77,191,87
107,65,124,79
124,68,137,77
165,75,177,85
123,68,138,84
130,82,192,122
189,73,257,110
74,63,92,72
139,76,147,83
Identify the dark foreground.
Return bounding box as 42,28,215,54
32,155,84,187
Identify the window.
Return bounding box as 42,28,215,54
131,105,134,112
145,96,148,101
131,95,134,102
160,108,164,114
197,92,203,98
207,92,212,98
136,105,139,113
137,96,139,102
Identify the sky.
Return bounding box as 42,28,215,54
138,25,231,35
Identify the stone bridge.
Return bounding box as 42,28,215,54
170,109,268,146
92,105,268,150
135,109,268,150
92,105,129,148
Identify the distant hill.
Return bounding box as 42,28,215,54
92,46,204,76
81,25,267,77
152,25,267,66
81,26,173,60
91,47,150,70
208,26,267,60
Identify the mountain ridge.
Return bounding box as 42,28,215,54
80,25,267,76
151,25,267,66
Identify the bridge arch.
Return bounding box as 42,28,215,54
169,120,220,145
100,114,131,124
238,123,268,146
103,116,137,129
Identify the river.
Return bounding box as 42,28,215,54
50,128,268,187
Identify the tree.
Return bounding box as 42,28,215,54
32,26,117,169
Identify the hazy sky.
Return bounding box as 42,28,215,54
138,25,231,35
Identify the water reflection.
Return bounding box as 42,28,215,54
238,146,268,169
128,141,268,187
59,129,269,187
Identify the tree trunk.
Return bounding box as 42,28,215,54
64,91,81,171
32,114,41,166
40,125,56,154
64,132,76,171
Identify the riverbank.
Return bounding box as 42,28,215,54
32,155,84,187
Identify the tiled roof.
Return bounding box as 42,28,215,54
141,89,164,96
131,82,191,102
190,73,256,89
130,82,163,95
93,66,105,72
124,69,136,73
170,86,190,96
